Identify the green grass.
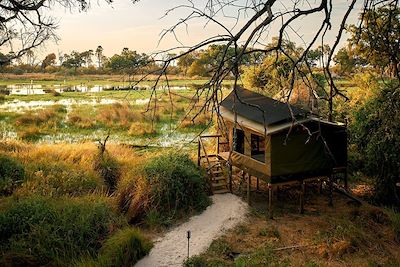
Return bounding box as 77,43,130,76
0,196,127,266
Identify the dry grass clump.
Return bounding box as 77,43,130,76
17,125,44,141
68,112,96,129
128,122,157,136
180,112,212,128
96,103,142,128
15,105,66,127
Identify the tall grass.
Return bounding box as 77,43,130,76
387,209,400,242
0,196,126,266
98,227,152,266
142,153,210,219
96,103,142,128
16,161,103,197
0,155,25,195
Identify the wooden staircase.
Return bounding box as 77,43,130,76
198,135,230,194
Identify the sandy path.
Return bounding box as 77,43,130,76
135,193,248,267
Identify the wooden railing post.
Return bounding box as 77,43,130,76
197,138,201,166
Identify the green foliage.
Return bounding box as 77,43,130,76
0,155,25,195
348,7,400,76
143,153,210,219
350,81,400,205
106,48,149,75
0,196,125,266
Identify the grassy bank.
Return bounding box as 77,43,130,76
0,141,211,266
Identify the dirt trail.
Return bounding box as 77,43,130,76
135,193,248,267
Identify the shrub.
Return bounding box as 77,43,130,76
0,155,25,195
143,153,210,219
350,81,400,205
0,196,125,266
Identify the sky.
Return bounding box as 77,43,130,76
36,0,363,59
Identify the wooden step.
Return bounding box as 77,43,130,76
211,170,223,175
213,176,226,181
213,189,230,194
212,182,227,188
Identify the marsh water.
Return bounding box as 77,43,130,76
0,85,204,147
0,84,193,95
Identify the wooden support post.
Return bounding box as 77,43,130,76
256,177,259,191
217,136,220,155
318,179,322,194
228,163,233,192
197,139,201,166
247,174,251,205
300,181,305,214
328,175,333,207
268,183,273,219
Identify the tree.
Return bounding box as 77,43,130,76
177,52,195,76
106,48,149,76
348,6,400,78
95,46,104,68
41,53,57,69
80,50,94,67
0,0,94,66
62,51,85,70
351,81,400,206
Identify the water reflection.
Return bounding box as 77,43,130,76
0,84,195,95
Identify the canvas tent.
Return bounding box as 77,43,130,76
216,86,347,185
197,87,347,217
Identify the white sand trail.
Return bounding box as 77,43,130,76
135,193,248,267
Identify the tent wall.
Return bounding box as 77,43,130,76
270,121,345,181
224,120,271,179
271,124,333,177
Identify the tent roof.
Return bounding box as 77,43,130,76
220,86,308,126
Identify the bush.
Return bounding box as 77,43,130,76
0,155,25,195
143,153,210,219
0,196,126,266
350,81,400,205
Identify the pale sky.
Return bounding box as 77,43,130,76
36,0,362,59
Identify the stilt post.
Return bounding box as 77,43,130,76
247,173,251,205
300,181,305,214
268,183,273,219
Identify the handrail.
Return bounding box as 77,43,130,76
199,138,211,169
200,134,222,138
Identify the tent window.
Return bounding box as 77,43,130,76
234,128,245,154
251,134,265,163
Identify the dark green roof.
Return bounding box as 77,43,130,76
220,87,308,126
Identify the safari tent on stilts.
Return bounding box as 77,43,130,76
198,86,347,218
